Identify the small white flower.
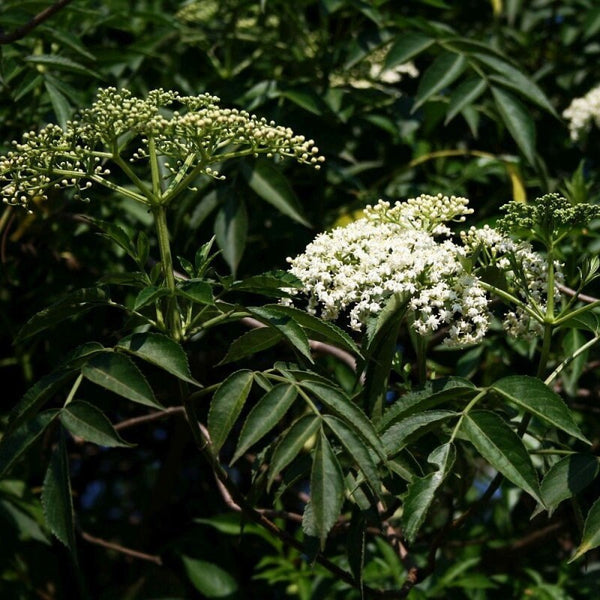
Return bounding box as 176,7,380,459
563,85,600,141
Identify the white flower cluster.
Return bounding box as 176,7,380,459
330,45,418,90
286,195,558,345
563,85,600,141
286,194,488,345
1,87,324,209
460,225,562,338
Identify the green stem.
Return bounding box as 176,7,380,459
545,333,600,386
554,300,600,326
153,204,181,340
415,335,427,385
112,150,155,203
449,389,487,443
479,281,544,322
64,373,83,407
148,137,162,199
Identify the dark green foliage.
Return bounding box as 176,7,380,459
2,1,600,598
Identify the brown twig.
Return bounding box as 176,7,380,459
114,406,185,431
192,423,407,598
0,0,74,44
557,283,599,304
241,316,358,371
80,530,162,565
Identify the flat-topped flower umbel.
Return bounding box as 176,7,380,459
0,87,324,210
286,194,562,345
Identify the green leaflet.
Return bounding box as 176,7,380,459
413,52,467,111
42,435,76,555
0,410,60,477
7,370,75,434
491,375,588,443
382,410,457,457
491,86,536,165
82,351,162,409
242,158,310,226
303,430,345,548
385,32,435,69
324,415,381,494
268,415,321,491
231,383,298,464
248,306,313,363
60,401,133,448
16,288,109,343
208,370,254,453
219,327,283,365
570,497,600,562
445,78,487,124
539,454,600,517
462,410,543,505
214,195,247,277
402,442,455,544
116,332,201,386
262,304,361,357
301,380,385,460
182,556,239,597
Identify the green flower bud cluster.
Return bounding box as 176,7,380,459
498,193,600,243
1,87,324,209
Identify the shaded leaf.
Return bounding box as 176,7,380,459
347,509,366,599
42,436,76,554
248,306,313,363
462,410,542,504
380,377,476,431
116,332,200,386
242,159,310,226
402,443,455,543
445,78,487,124
473,52,558,117
208,370,254,453
44,80,72,128
324,415,381,493
214,195,247,277
300,380,385,460
182,556,239,597
362,293,408,418
281,88,328,116
382,410,457,457
25,54,102,79
264,304,361,357
60,401,132,447
230,270,302,297
7,370,74,434
0,411,59,477
178,280,215,305
303,430,345,548
570,497,600,562
232,383,298,464
133,286,169,310
413,52,467,111
220,327,283,365
491,86,536,165
82,352,162,409
385,32,435,69
268,415,321,490
16,288,109,343
540,454,599,516
491,375,588,443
